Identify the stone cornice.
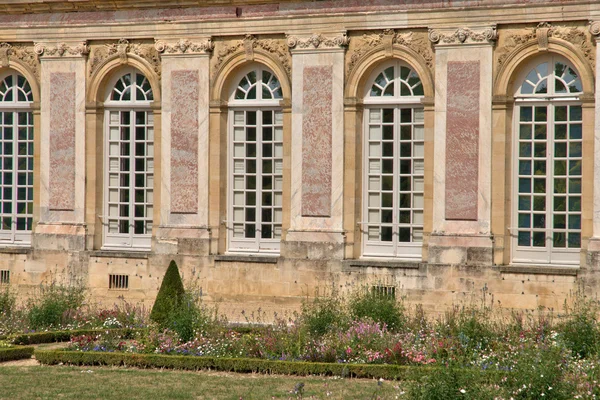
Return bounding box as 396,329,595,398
154,38,214,56
287,33,349,52
428,26,497,46
34,41,89,58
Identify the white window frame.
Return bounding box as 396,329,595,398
102,68,154,251
511,55,583,266
227,65,283,254
0,71,34,246
361,60,425,259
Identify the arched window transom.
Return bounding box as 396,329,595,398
110,72,153,102
518,59,582,97
234,70,282,101
368,65,424,98
0,74,33,103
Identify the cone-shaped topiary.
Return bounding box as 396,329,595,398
150,260,185,326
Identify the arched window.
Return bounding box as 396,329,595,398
0,72,33,245
228,66,283,253
103,68,154,250
362,61,424,258
512,55,583,265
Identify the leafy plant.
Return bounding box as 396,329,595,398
557,291,600,358
300,289,348,337
26,282,86,330
348,286,405,331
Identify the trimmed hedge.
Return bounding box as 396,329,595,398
34,350,504,382
11,328,139,345
0,346,34,362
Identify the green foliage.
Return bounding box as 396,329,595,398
300,290,348,337
166,292,213,342
150,260,185,327
11,328,139,345
26,283,86,330
408,364,498,400
0,346,34,362
557,292,600,358
0,285,15,316
348,287,405,331
436,304,498,352
503,346,574,400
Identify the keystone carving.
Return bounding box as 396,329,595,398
428,26,497,45
496,23,594,70
212,35,291,81
286,33,349,50
89,39,161,78
346,30,433,76
0,43,40,79
154,38,214,55
34,41,89,58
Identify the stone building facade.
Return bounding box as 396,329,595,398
0,0,598,318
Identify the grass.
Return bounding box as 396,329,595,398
0,365,405,399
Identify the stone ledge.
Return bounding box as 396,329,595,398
342,259,422,270
496,265,578,276
0,246,31,255
89,250,149,260
214,254,279,264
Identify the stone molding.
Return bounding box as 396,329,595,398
286,33,349,51
34,41,89,58
154,38,214,56
212,35,291,80
428,26,497,46
0,42,39,78
88,39,160,78
496,22,595,70
346,29,433,76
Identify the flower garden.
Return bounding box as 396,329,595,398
2,261,600,399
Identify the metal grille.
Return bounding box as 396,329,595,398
0,270,9,284
371,285,396,300
109,274,129,290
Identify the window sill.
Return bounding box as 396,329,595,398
0,246,31,255
497,265,578,276
90,250,149,259
214,254,279,264
343,259,423,271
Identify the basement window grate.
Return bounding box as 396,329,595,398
109,274,129,290
0,270,8,284
371,285,396,300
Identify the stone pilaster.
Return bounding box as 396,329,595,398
284,32,347,259
153,38,213,255
427,26,496,265
35,41,88,250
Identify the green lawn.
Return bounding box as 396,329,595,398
0,365,405,399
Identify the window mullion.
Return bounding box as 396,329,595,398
129,111,135,244
12,112,17,239
393,107,399,255
256,109,262,249
546,105,554,262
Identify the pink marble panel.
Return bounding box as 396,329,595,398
445,61,479,221
302,66,332,217
171,70,199,214
49,72,76,211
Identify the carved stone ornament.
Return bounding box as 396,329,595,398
154,38,214,55
428,26,497,46
0,43,40,79
346,30,434,76
212,35,291,80
496,23,595,70
590,21,600,37
34,41,90,58
89,39,161,78
286,33,349,50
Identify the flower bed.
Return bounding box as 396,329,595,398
10,328,140,345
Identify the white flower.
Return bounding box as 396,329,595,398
460,389,466,394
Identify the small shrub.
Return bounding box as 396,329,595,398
150,260,185,327
348,287,405,331
27,283,86,330
0,285,15,316
300,290,348,337
557,292,600,358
